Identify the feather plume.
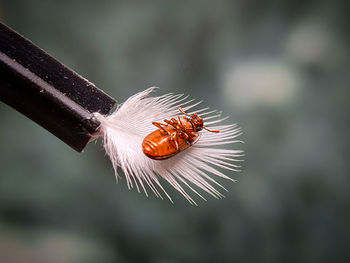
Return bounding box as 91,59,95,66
94,88,243,204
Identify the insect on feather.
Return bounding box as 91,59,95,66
142,107,220,160
94,87,244,205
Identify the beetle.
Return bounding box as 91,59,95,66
142,107,219,160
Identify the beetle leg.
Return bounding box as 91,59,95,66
177,116,184,126
152,121,167,129
166,129,179,150
152,122,170,135
178,107,192,117
169,135,179,150
173,131,180,148
175,123,190,149
164,118,179,130
164,119,172,126
189,120,196,131
164,118,175,125
153,121,179,150
177,117,188,133
169,124,182,151
182,132,189,140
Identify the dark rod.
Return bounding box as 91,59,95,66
0,22,116,152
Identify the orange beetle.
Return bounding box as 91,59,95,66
142,107,219,160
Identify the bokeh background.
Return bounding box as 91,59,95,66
0,1,349,262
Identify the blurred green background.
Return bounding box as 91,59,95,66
0,0,349,262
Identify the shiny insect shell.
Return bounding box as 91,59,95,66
142,107,219,160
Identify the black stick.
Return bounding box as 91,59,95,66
0,22,116,152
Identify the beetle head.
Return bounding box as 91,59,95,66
191,114,204,131
178,107,219,133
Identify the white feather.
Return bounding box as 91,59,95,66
94,87,243,205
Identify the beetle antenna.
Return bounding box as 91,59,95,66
178,107,192,117
203,126,220,133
